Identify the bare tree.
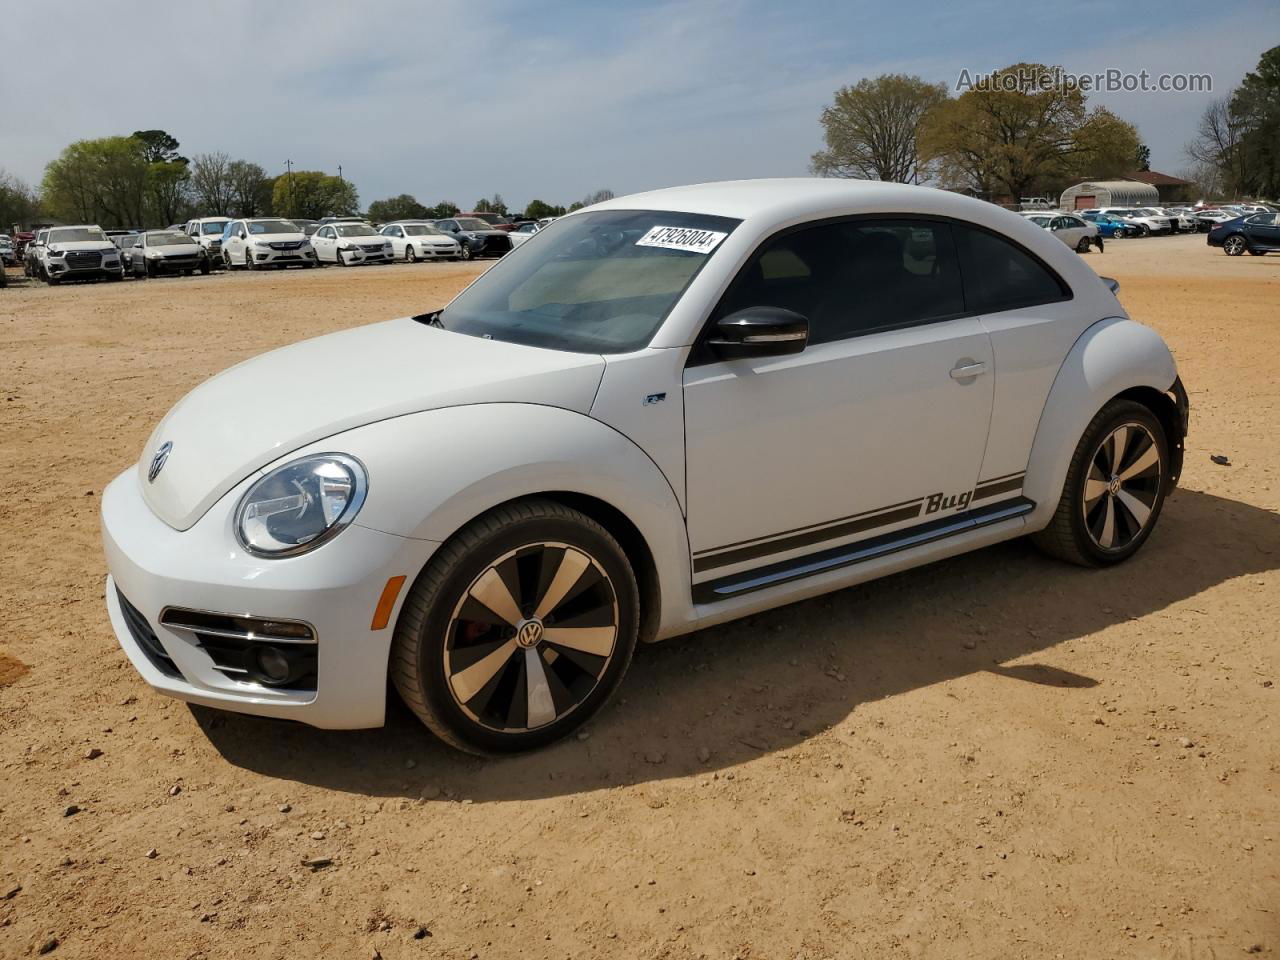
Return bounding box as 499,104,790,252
190,152,235,214
228,160,271,217
811,74,949,183
1185,98,1251,196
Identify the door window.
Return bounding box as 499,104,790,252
952,224,1070,314
714,218,965,345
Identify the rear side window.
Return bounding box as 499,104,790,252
952,224,1069,314
715,218,965,345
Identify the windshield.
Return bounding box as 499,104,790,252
147,232,195,245
1135,208,1160,216
404,225,443,236
439,210,740,354
248,220,299,235
336,224,378,237
201,221,229,235
48,227,107,244
456,218,492,232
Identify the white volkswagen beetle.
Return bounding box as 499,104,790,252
102,179,1188,754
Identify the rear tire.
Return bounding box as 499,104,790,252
1032,399,1169,567
1075,237,1091,253
391,499,639,755
1223,235,1247,256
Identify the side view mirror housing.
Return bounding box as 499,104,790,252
708,307,808,360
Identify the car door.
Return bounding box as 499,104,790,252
682,217,995,598
1246,213,1280,248
313,226,336,262
222,222,244,264
384,225,404,256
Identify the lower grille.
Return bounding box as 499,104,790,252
160,608,317,691
66,251,103,269
482,236,511,254
116,589,183,679
360,243,385,253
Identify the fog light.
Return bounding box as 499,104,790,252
253,645,292,685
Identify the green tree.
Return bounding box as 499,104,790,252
0,169,41,230
523,199,565,219
147,160,191,226
368,194,429,222
811,74,949,183
271,171,358,220
428,200,460,218
1135,143,1151,171
1230,44,1280,197
920,63,1139,200
132,129,185,164
42,136,150,227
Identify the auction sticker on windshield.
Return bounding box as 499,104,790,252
635,225,728,254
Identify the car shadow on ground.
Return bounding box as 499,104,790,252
195,486,1278,801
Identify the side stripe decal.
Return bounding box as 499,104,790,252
693,472,1026,575
692,496,1034,604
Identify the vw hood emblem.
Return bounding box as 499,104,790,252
147,441,173,483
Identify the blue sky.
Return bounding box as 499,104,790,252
2,1,1274,210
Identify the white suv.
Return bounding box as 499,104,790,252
183,217,232,267
102,179,1187,754
34,225,124,284
1098,207,1174,236
221,218,316,270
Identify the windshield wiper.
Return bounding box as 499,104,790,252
412,310,446,330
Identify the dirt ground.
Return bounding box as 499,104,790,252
1,236,1276,960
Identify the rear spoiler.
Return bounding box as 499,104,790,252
1099,276,1119,294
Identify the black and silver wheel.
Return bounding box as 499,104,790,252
245,249,257,270
391,499,639,754
1076,236,1091,253
459,243,473,262
405,246,418,263
1223,235,1247,256
1033,399,1168,566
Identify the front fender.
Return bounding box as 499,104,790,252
288,403,695,639
1023,318,1178,529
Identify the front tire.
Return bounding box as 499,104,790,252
1075,237,1091,253
391,499,639,755
1032,400,1169,567
405,246,418,263
459,243,473,262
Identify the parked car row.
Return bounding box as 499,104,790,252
7,211,551,286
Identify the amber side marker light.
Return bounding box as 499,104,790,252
371,575,408,630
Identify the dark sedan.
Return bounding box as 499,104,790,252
1207,213,1280,256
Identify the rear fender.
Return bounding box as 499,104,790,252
1023,318,1178,530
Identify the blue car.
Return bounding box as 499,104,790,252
1081,213,1139,238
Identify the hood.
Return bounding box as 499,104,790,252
248,232,308,243
149,243,202,255
48,240,115,253
138,319,606,530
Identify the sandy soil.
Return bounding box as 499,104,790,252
1,237,1276,959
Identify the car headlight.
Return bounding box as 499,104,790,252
234,454,368,557
48,248,65,257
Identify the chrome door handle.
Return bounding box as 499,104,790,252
950,361,988,380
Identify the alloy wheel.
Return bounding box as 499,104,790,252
1224,235,1246,256
444,541,619,733
406,247,417,263
1082,422,1162,552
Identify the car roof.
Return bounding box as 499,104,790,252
589,178,1051,231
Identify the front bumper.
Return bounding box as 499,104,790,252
414,242,459,259
339,247,392,265
252,246,316,265
47,258,123,277
101,468,435,728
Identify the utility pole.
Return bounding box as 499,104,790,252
337,164,343,182
285,159,294,215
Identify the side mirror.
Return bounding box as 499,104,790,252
708,307,808,360
238,231,247,239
